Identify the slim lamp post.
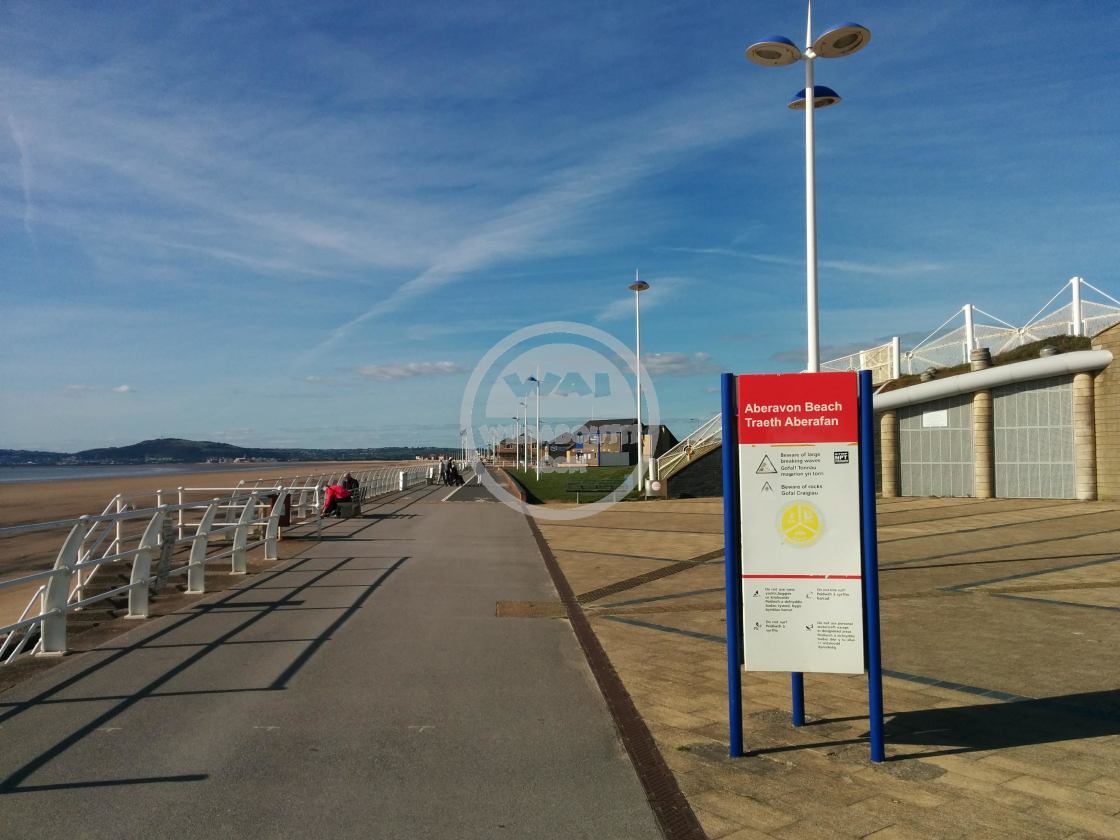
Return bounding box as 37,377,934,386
746,2,870,372
629,273,649,496
512,415,520,468
746,2,870,728
528,371,542,481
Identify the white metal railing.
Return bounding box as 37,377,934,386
822,338,900,384
904,304,1018,374
0,463,436,665
655,414,722,481
822,277,1118,380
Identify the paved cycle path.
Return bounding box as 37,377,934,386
0,484,661,840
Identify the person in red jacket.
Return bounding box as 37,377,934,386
321,483,351,517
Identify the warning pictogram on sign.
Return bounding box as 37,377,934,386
755,455,777,474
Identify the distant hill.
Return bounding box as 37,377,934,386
0,438,458,466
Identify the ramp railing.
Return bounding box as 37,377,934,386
655,414,722,481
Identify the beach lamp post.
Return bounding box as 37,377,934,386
528,372,542,481
745,2,870,373
629,273,650,495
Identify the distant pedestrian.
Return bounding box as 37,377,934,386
321,483,352,518
438,457,450,485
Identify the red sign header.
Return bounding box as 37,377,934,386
737,372,858,444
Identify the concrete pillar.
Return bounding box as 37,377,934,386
973,390,994,498
879,410,900,497
1073,371,1097,501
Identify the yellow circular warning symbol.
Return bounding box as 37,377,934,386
779,501,823,547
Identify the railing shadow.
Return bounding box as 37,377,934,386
0,544,409,795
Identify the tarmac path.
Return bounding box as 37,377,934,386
0,484,662,839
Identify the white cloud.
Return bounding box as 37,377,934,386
302,79,767,361
112,385,135,393
355,361,463,381
643,352,719,378
666,247,948,277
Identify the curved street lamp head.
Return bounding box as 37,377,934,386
812,23,871,58
745,36,802,66
788,85,842,110
629,280,650,293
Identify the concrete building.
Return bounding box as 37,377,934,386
547,419,678,467
663,323,1120,501
874,328,1119,501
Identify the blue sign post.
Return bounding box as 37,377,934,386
858,369,885,761
720,373,744,757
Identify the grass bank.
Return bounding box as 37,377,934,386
504,466,639,503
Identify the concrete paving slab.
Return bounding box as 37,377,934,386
534,495,1120,839
0,485,662,840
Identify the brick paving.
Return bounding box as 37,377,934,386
534,496,1120,839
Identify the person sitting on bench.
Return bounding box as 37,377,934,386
321,483,352,518
341,472,359,492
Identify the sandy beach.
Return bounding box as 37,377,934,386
0,461,421,625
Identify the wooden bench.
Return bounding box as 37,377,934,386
564,481,618,502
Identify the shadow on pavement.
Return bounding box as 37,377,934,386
885,688,1120,759
0,554,408,795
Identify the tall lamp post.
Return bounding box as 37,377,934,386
746,2,870,730
629,273,650,495
512,415,520,468
522,400,529,472
745,3,870,372
528,371,542,481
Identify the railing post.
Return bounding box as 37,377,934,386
265,489,289,561
294,479,308,520
231,492,260,575
128,508,166,619
963,304,975,358
177,487,185,541
38,519,87,656
187,499,221,594
1071,276,1084,337
114,495,123,557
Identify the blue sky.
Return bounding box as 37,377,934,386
1,1,1118,451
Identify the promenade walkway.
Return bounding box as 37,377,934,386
0,484,662,839
534,496,1120,839
4,481,1120,839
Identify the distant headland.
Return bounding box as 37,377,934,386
0,438,457,467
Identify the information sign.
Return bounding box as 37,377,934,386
737,372,864,674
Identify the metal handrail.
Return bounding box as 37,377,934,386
655,415,723,481
1,464,436,664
